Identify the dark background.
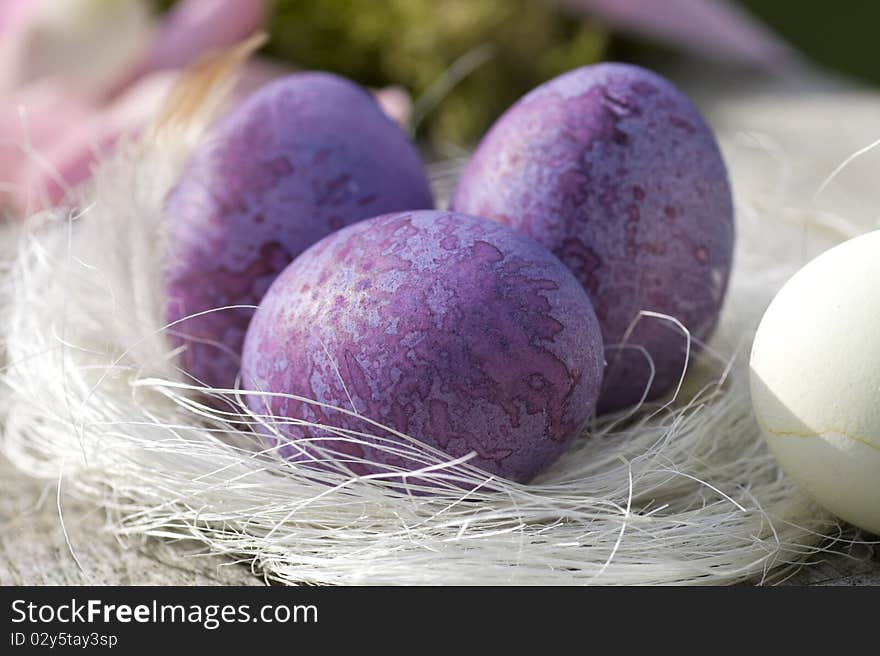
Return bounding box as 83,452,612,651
738,0,880,86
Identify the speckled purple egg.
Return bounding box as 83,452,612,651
451,63,734,414
164,72,434,390
241,210,604,483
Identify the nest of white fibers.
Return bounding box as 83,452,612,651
1,53,872,585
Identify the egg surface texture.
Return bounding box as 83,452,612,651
750,230,880,534
451,63,734,414
164,72,434,390
241,210,605,483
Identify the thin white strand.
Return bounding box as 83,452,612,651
56,472,87,577
812,134,880,204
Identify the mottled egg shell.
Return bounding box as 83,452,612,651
241,210,605,484
451,63,734,414
750,231,880,534
164,72,434,390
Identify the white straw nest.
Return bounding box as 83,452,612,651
0,55,872,584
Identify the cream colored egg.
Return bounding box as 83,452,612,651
750,230,880,534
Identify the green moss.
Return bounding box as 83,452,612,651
151,0,606,145
150,0,176,12
268,0,605,145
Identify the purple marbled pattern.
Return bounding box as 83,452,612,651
241,211,604,484
451,63,734,414
164,72,434,389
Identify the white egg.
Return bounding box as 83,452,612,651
750,230,880,534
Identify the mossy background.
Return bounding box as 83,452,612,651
152,0,880,145
151,0,606,146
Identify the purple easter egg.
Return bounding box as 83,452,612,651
241,210,605,484
164,72,434,390
451,63,734,414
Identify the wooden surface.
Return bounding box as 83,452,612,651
1,453,878,586
0,455,262,586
